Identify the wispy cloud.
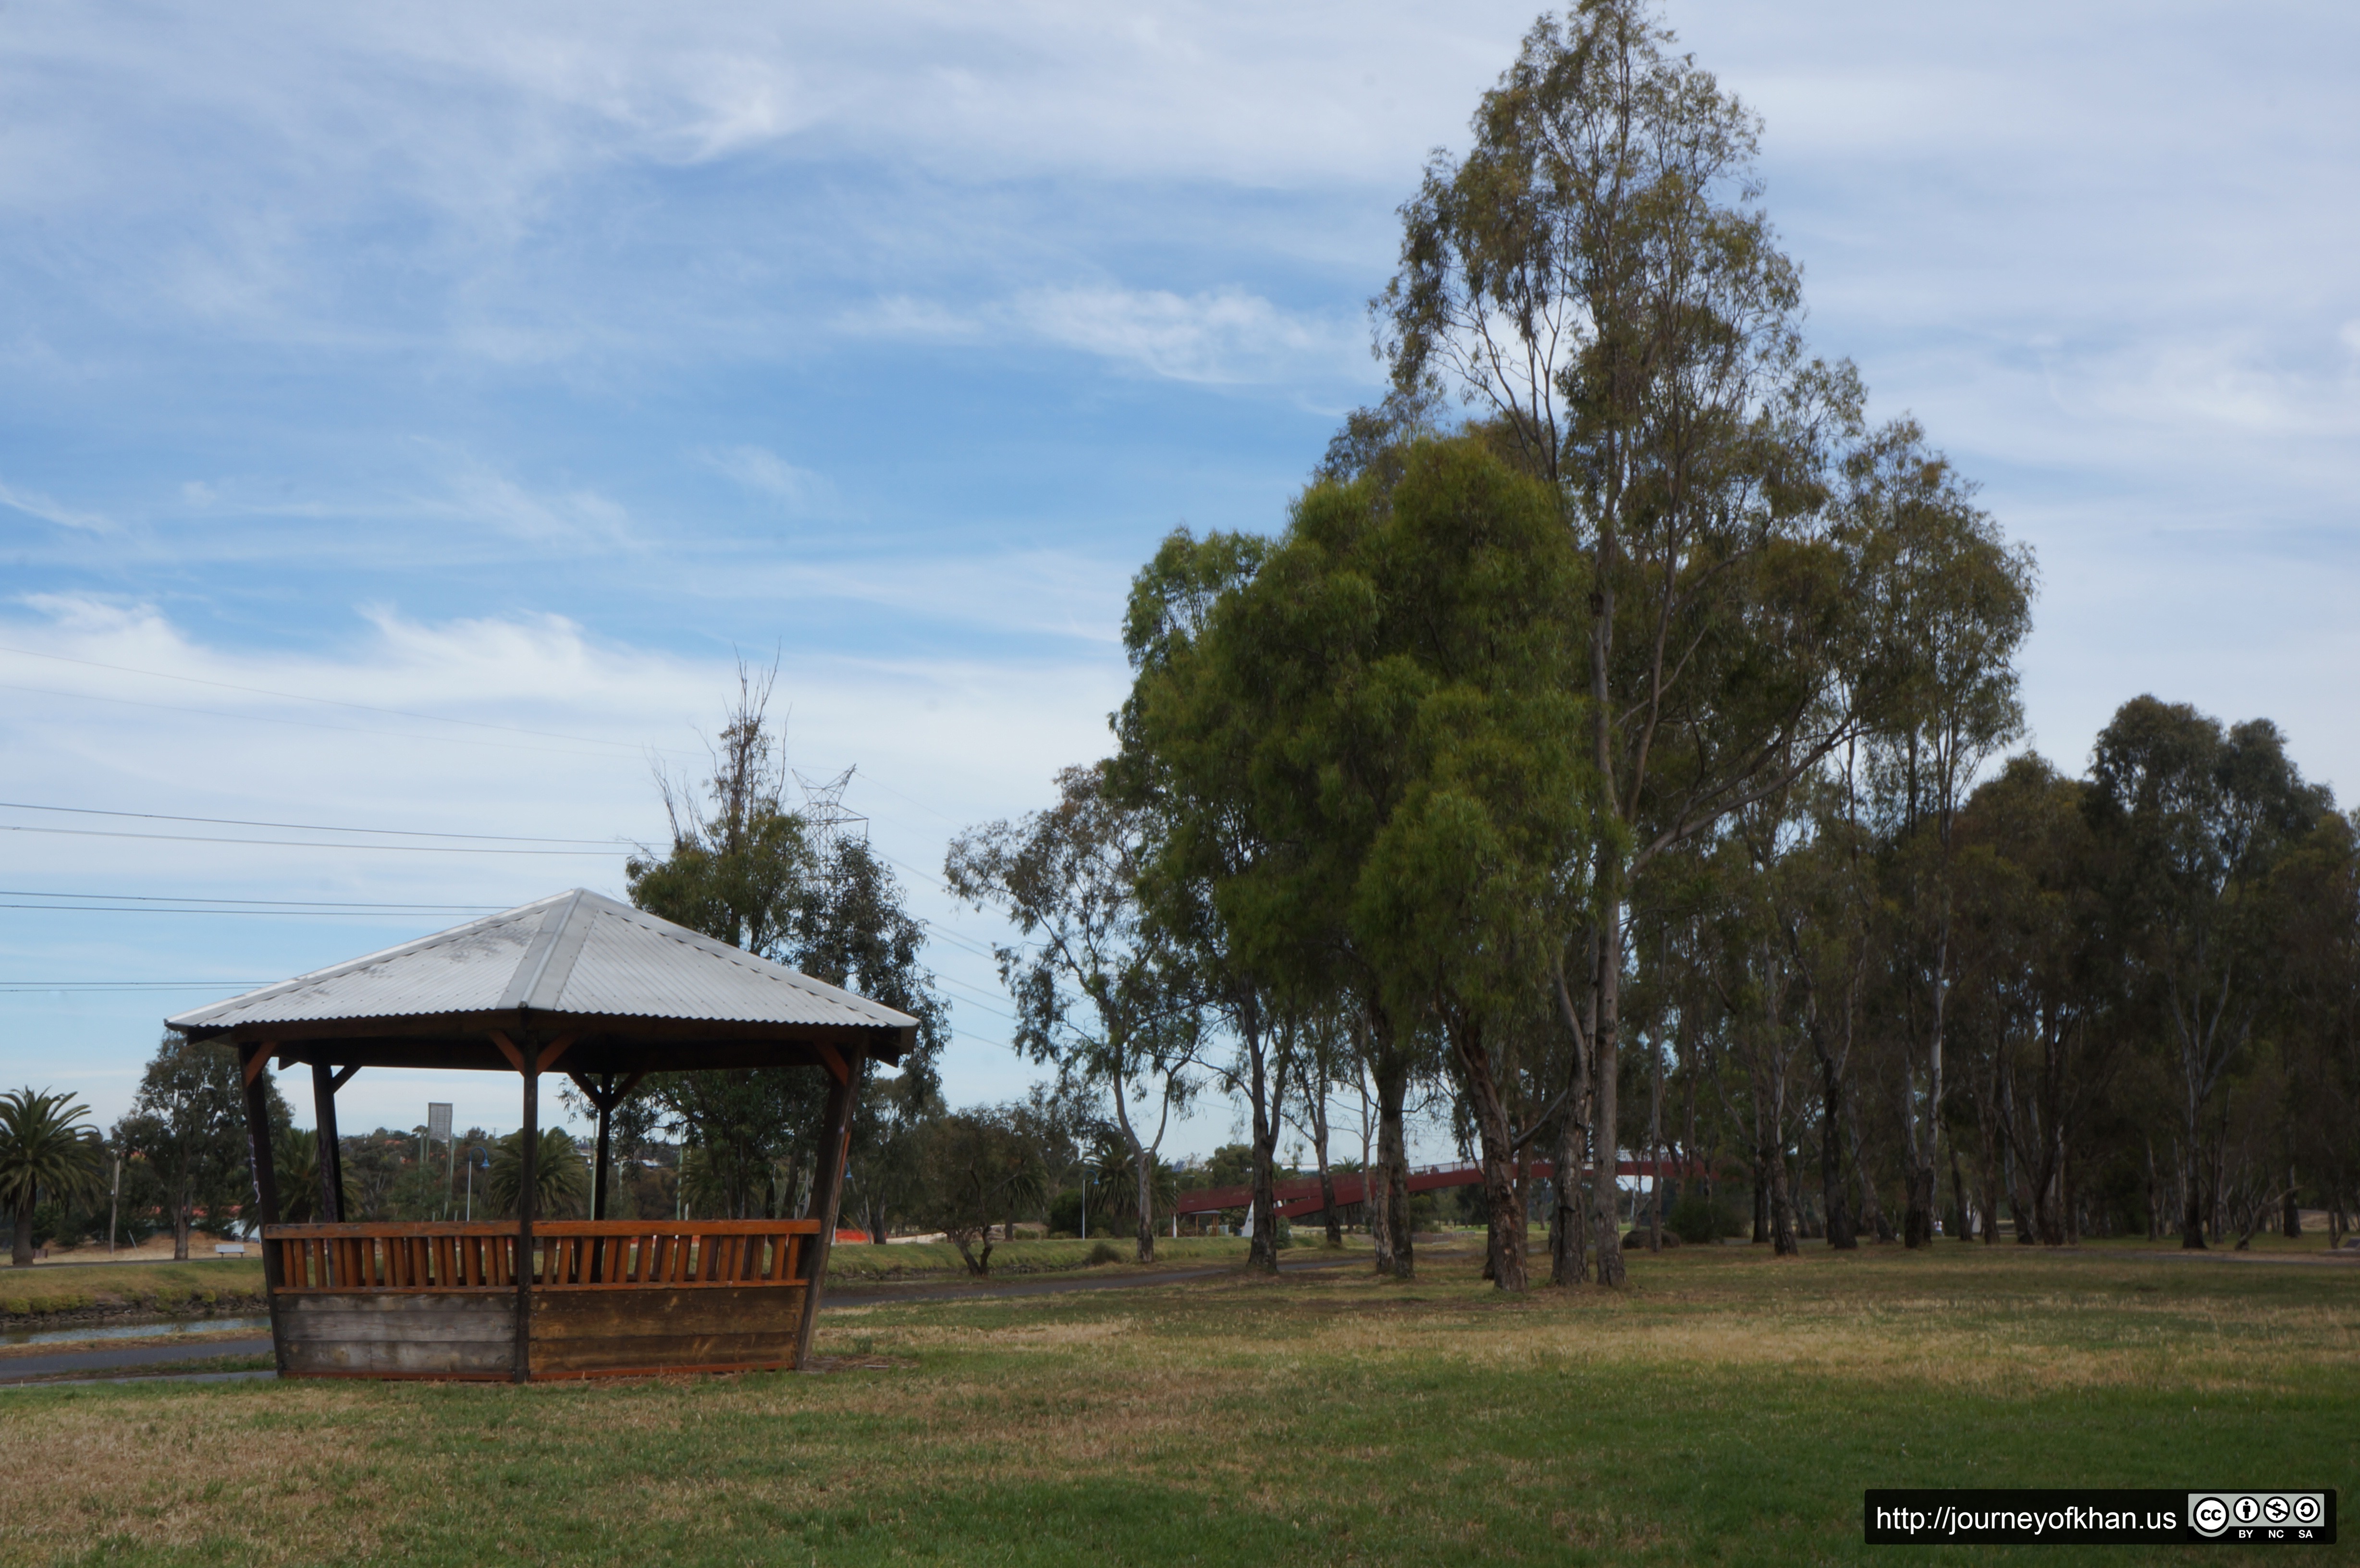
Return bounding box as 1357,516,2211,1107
696,445,835,511
423,463,637,549
839,283,1361,387
1012,284,1358,385
0,478,109,532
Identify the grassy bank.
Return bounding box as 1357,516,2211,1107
0,1260,266,1324
0,1242,2350,1565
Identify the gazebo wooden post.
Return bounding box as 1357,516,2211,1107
794,1049,857,1372
309,1060,345,1224
591,1076,612,1223
237,1042,289,1376
514,1042,540,1384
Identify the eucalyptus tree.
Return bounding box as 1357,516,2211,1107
117,1034,283,1255
1379,2,1881,1285
946,762,1199,1263
1947,756,2117,1247
1115,527,1294,1270
1116,502,1426,1276
0,1089,105,1265
2087,698,2329,1248
1124,438,1593,1290
626,670,826,1217
2266,809,2360,1246
1772,776,1880,1251
1342,445,1591,1291
1280,1008,1353,1247
624,675,947,1220
1848,420,2036,1246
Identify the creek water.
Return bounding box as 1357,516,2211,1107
1,1315,272,1349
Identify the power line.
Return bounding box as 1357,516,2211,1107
0,825,623,855
0,890,506,910
0,643,698,756
0,680,655,763
0,800,619,846
0,980,264,991
0,904,502,916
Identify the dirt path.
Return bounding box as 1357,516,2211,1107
2129,1248,2360,1267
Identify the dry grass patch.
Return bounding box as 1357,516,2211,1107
0,1388,380,1562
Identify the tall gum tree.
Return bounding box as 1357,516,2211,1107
2087,698,2329,1248
1850,421,2035,1248
1115,529,1295,1271
1122,438,1593,1290
946,763,1198,1264
627,674,947,1219
1380,2,1877,1285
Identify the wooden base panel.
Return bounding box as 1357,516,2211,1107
271,1284,809,1380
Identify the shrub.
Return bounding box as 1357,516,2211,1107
1668,1189,1741,1245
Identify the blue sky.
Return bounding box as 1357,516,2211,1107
3,2,2356,1154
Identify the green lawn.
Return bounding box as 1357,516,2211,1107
0,1242,2350,1566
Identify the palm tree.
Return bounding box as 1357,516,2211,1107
0,1088,106,1266
486,1128,590,1220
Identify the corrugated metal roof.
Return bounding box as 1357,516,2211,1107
166,889,917,1034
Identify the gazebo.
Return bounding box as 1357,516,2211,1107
167,888,915,1383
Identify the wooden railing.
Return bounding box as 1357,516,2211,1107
265,1220,823,1293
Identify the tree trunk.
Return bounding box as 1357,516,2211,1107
9,1203,31,1268
1589,899,1626,1286
1768,1139,1798,1256
1645,1036,1665,1252
1548,955,1593,1286
1949,1144,1973,1243
1132,1146,1157,1265
1450,1019,1526,1292
172,1202,192,1262
1751,1145,1770,1245
1246,1008,1281,1274
1549,1114,1588,1285
1310,1090,1341,1247
2143,1139,2162,1242
2178,1100,2206,1250
1817,1046,1856,1249
1373,1052,1413,1279
2283,1168,2300,1239
1108,1069,1157,1265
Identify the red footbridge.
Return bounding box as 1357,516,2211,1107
1171,1157,1700,1220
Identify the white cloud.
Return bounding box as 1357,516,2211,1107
697,445,834,511
1012,284,1359,385
836,295,985,342
427,462,636,548
0,478,109,531
840,283,1362,387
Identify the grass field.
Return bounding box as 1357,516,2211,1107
826,1234,1258,1281
0,1241,2350,1566
0,1260,266,1323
